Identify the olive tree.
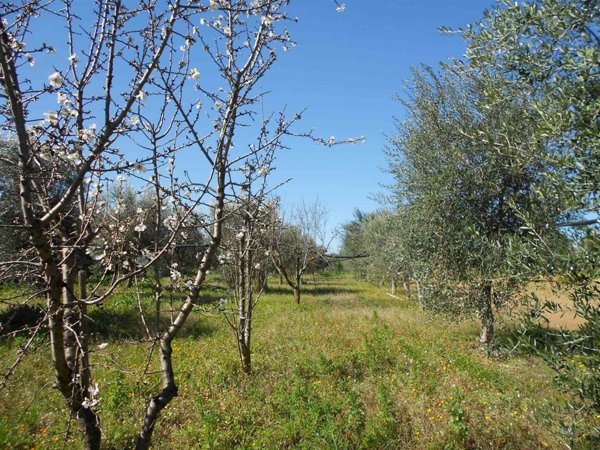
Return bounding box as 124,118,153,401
457,0,599,433
386,66,561,344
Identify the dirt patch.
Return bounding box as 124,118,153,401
524,281,586,330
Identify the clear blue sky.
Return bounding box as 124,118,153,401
260,0,497,248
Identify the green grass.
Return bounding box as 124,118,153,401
0,274,595,449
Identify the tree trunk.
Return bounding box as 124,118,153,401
293,286,301,304
136,338,178,450
237,228,252,374
415,280,425,311
260,271,269,291
478,283,494,345
238,336,251,374
77,408,102,450
403,277,411,297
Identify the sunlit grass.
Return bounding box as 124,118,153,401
0,274,594,449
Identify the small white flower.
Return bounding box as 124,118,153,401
43,111,58,125
88,383,100,396
78,126,96,143
134,223,147,232
190,67,200,80
259,164,270,176
129,116,139,126
57,92,69,105
209,0,218,11
82,398,98,409
66,152,80,162
94,250,106,261
135,90,146,101
26,53,34,66
69,53,78,65
218,298,227,308
132,162,146,173
214,100,222,110
336,3,346,12
97,342,108,350
117,174,126,182
48,71,64,88
60,107,78,118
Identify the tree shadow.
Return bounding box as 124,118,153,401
264,286,360,297
0,304,46,339
494,321,581,358
88,308,218,341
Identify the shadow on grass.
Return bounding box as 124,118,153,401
494,322,581,358
0,304,46,338
88,308,218,340
264,286,360,297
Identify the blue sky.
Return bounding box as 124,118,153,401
14,0,498,249
260,0,497,247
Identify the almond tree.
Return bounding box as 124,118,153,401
269,200,330,304
0,1,197,447
218,163,279,374
132,1,359,447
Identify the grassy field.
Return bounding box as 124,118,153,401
0,274,596,449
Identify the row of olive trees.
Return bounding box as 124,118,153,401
342,0,598,438
0,1,352,448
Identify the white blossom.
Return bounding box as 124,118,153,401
336,3,346,13
60,107,78,118
129,116,139,126
134,223,147,232
79,125,97,143
88,383,100,396
190,67,200,80
48,71,63,88
43,111,58,125
81,397,99,409
69,53,78,65
57,92,69,105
